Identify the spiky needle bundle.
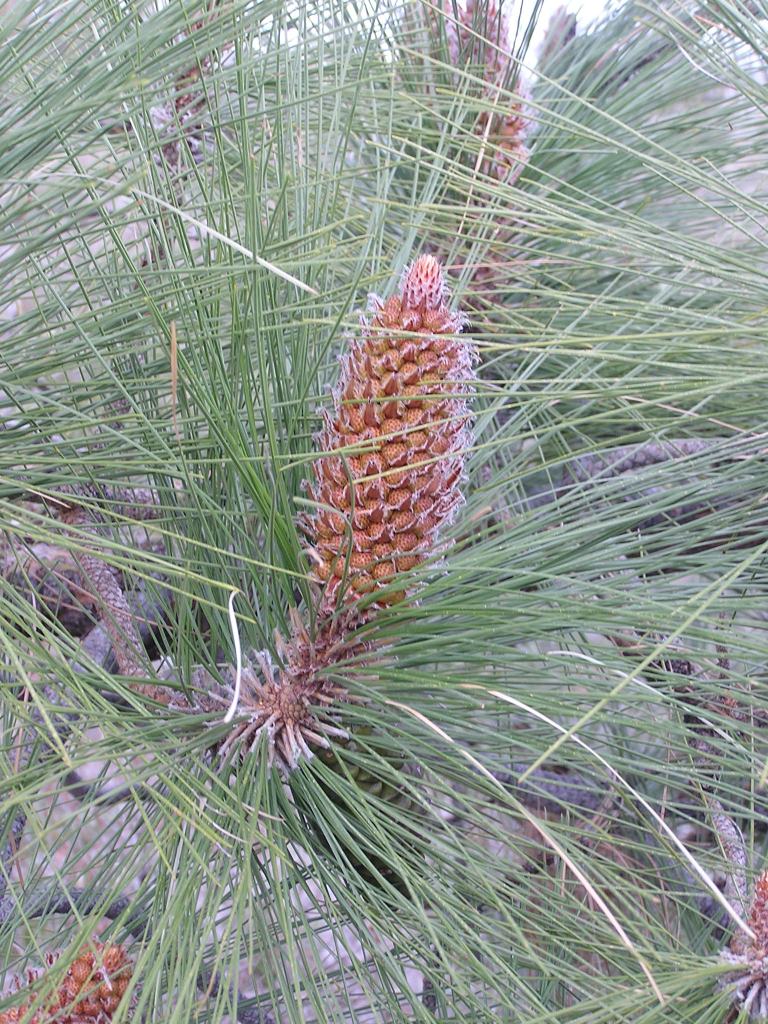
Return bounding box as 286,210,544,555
204,255,476,773
720,871,768,1019
0,943,133,1024
443,0,529,184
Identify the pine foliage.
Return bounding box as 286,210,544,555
1,1,767,1021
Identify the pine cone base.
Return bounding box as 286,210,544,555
192,609,373,774
718,951,768,1019
717,871,768,1018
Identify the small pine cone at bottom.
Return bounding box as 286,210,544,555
0,943,133,1023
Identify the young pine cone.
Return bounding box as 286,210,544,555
306,253,476,609
194,255,475,775
443,0,530,185
0,943,133,1023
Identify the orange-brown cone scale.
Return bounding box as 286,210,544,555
748,873,768,955
201,255,475,774
0,944,133,1024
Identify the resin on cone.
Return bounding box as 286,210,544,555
0,944,133,1023
305,253,476,609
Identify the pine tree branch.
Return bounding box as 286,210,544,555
2,577,271,1022
62,507,147,679
19,481,163,522
0,810,27,926
496,763,611,815
525,437,761,508
1,583,168,927
41,488,171,703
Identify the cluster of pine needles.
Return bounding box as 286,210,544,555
1,0,768,1021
